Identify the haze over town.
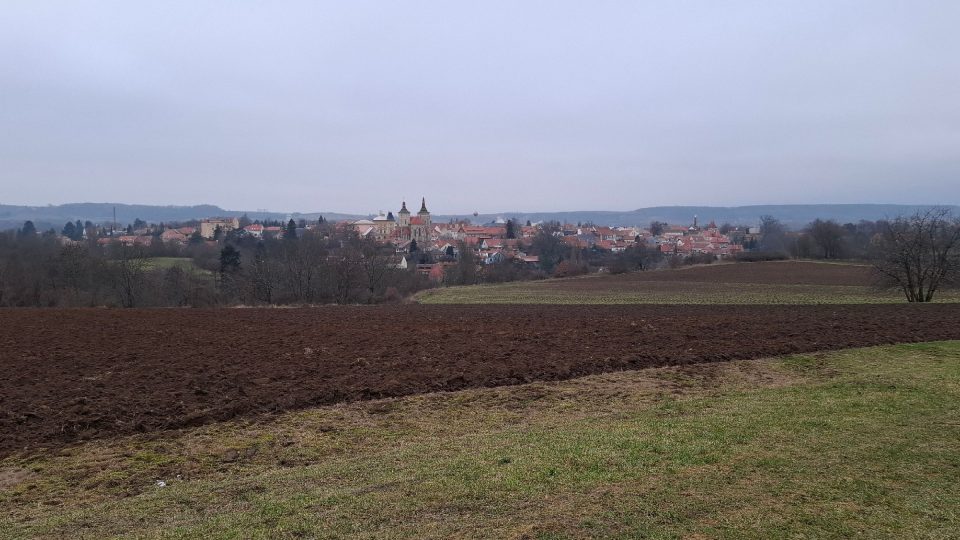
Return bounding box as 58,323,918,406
2,1,959,213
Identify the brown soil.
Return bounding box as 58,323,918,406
2,304,959,457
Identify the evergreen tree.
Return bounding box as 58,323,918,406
505,219,516,239
219,244,241,273
526,220,532,227
284,219,298,240
75,220,84,239
409,238,418,253
62,221,77,240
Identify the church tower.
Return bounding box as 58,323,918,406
418,197,431,230
397,201,410,227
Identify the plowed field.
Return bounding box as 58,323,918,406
3,304,960,456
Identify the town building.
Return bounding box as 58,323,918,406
199,217,240,239
353,198,432,243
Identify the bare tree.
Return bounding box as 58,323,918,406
808,219,845,259
332,247,364,304
759,215,787,253
112,243,148,307
871,208,960,302
248,242,280,304
444,241,479,285
649,221,667,236
359,237,394,298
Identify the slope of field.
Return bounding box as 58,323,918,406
2,342,958,538
3,304,960,456
417,261,960,304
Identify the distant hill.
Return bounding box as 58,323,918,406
0,203,362,231
434,204,960,228
1,202,956,231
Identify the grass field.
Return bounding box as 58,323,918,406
143,257,206,273
3,342,958,538
416,280,915,304
417,261,960,304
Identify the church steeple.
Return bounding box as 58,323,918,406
419,197,428,214
399,201,409,214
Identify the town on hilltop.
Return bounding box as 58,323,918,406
346,198,750,274
29,197,765,283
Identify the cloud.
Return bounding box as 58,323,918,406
1,0,958,213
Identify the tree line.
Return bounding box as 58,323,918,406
0,224,428,307
2,209,956,306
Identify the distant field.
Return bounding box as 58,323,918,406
418,260,960,304
143,257,205,272
3,342,958,538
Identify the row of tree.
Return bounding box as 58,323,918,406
756,210,960,302
0,225,429,307
3,209,957,305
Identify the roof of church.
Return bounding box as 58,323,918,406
419,197,429,213
399,201,409,213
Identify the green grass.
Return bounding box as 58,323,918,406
417,279,931,304
143,257,204,272
2,342,959,538
416,266,960,304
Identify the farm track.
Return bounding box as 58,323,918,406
2,304,960,456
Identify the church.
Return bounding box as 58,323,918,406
368,198,432,243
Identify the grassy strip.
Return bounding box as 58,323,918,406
416,280,944,304
2,342,959,538
143,257,209,274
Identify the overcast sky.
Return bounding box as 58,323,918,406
1,1,958,214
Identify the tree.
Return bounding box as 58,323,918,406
219,244,241,274
409,239,418,253
759,215,787,254
112,244,148,307
808,219,845,259
505,219,516,239
610,244,661,274
529,230,565,273
19,221,37,238
359,238,393,299
62,221,77,240
871,209,960,302
239,213,252,228
284,219,298,240
649,221,667,236
445,241,478,285
525,220,532,227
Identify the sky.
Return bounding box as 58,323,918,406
1,1,958,214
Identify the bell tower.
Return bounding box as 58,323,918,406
397,201,410,227
418,197,431,230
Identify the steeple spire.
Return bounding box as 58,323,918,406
399,201,409,213
419,197,428,214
